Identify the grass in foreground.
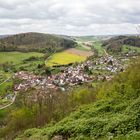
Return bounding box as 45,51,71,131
46,52,86,67
16,96,140,140
0,52,44,64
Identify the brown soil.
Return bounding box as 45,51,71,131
65,48,94,57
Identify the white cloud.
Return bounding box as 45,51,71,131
0,0,139,35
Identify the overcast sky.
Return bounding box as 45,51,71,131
0,0,140,35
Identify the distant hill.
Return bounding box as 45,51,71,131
72,35,116,42
102,36,140,53
0,35,9,39
0,32,76,53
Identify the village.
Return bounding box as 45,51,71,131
14,54,127,93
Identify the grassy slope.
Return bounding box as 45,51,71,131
0,81,13,105
102,36,140,54
73,36,98,42
0,52,44,64
16,59,140,140
16,97,140,140
92,42,105,56
122,45,140,53
76,43,91,51
0,73,13,105
46,52,86,67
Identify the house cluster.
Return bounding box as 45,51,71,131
14,71,42,91
14,61,94,92
52,60,94,87
14,55,127,92
94,55,125,73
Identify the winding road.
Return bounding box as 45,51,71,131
0,75,17,110
0,92,17,110
104,49,109,56
0,77,11,86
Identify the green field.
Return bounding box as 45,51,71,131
46,52,86,67
76,42,92,51
76,44,90,51
0,52,44,64
74,36,99,42
92,42,105,56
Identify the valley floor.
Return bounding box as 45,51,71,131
0,39,140,140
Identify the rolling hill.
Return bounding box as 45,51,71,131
0,35,9,39
102,36,140,53
72,35,115,42
0,32,76,53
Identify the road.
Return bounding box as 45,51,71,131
0,77,11,86
104,49,109,56
0,74,16,110
0,92,17,110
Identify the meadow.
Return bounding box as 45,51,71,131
92,42,105,56
75,42,91,51
0,52,44,64
46,51,86,67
